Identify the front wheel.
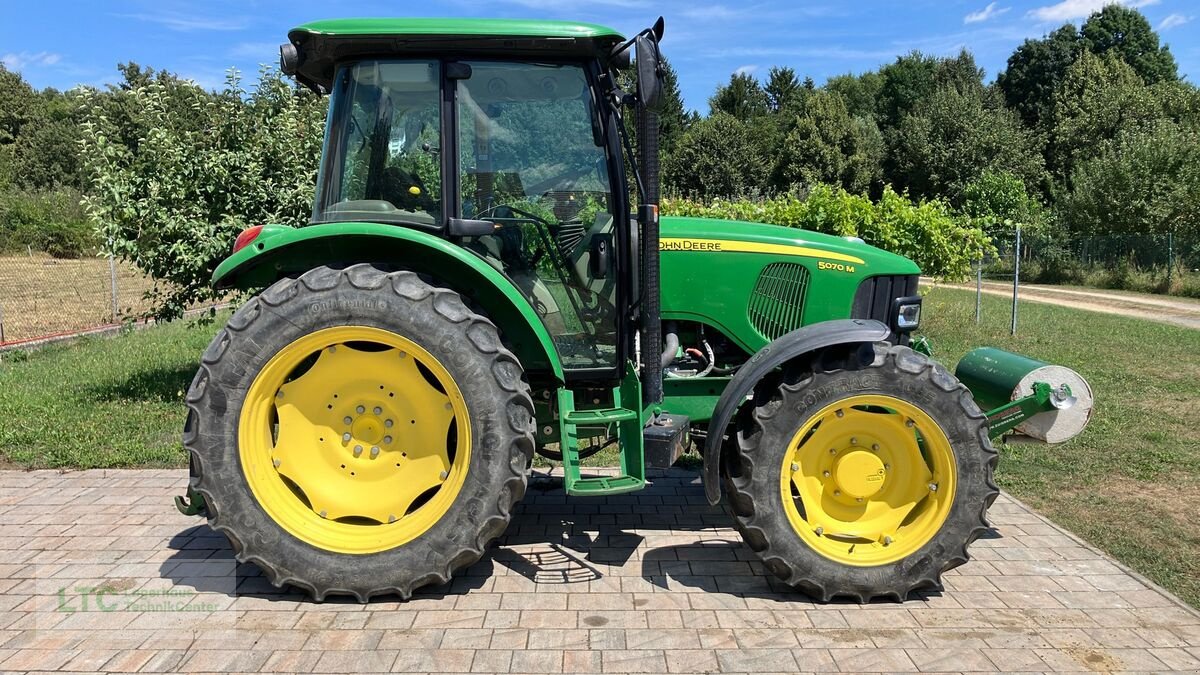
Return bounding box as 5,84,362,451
183,264,535,601
724,343,998,602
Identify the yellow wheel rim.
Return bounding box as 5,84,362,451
239,326,471,555
779,394,956,566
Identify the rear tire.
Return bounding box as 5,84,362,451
183,264,535,601
723,342,998,602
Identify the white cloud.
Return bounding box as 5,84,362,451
733,64,759,76
0,51,62,71
1158,13,1192,30
120,11,249,32
965,3,1011,24
1028,0,1159,23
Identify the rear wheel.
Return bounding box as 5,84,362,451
184,264,535,600
724,343,998,602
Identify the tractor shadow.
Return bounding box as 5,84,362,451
89,363,196,403
158,467,1000,605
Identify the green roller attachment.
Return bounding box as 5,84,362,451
956,347,1093,443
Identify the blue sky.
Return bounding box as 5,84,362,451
3,0,1197,113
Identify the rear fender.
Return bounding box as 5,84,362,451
213,222,565,381
701,319,892,504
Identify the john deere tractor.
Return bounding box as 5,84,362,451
179,17,1093,602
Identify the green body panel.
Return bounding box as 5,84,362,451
292,17,623,40
661,377,728,424
659,216,921,354
212,222,566,381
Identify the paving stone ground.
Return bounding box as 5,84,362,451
1,467,1198,674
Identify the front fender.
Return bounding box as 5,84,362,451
213,222,565,381
701,319,892,504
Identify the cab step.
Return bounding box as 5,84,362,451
566,474,644,496
563,407,638,425
558,365,647,497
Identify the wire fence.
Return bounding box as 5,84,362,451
971,228,1200,334
0,251,161,346
983,231,1200,292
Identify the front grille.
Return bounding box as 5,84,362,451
851,274,919,327
748,262,811,340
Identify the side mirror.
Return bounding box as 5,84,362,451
635,34,664,111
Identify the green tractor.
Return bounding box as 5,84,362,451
178,17,1093,602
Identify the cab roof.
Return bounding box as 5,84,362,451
288,18,626,91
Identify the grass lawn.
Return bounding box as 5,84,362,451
0,316,221,468
0,288,1196,606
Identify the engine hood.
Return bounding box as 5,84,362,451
660,216,921,276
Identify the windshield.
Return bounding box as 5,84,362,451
313,60,442,227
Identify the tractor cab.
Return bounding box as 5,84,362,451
291,19,647,374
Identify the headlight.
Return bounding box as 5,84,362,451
892,296,922,331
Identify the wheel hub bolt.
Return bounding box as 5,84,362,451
385,419,394,428
850,437,858,445
439,471,449,480
929,482,939,492
830,448,837,455
356,405,365,414
543,425,554,436
342,432,352,442
353,445,363,457
906,418,915,427
388,514,397,523
791,463,800,472
823,470,831,478
373,406,382,415
370,446,380,458
272,458,281,468
856,497,864,502
343,416,353,425
383,436,392,444
815,526,824,536
872,443,880,451
833,489,841,497
835,410,844,418
883,536,893,546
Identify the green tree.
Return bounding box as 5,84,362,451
892,85,1045,204
826,71,883,119
0,65,39,145
1080,4,1177,84
663,112,766,199
1059,121,1200,237
765,66,802,113
876,51,939,130
12,88,84,190
997,25,1082,131
1050,51,1159,182
961,170,1048,236
776,90,882,194
709,72,768,121
80,67,327,319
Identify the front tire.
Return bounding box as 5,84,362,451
183,264,535,601
724,343,999,602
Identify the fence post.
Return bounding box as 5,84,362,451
975,256,982,324
108,254,119,323
0,301,5,344
1167,231,1174,290
1011,224,1021,336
